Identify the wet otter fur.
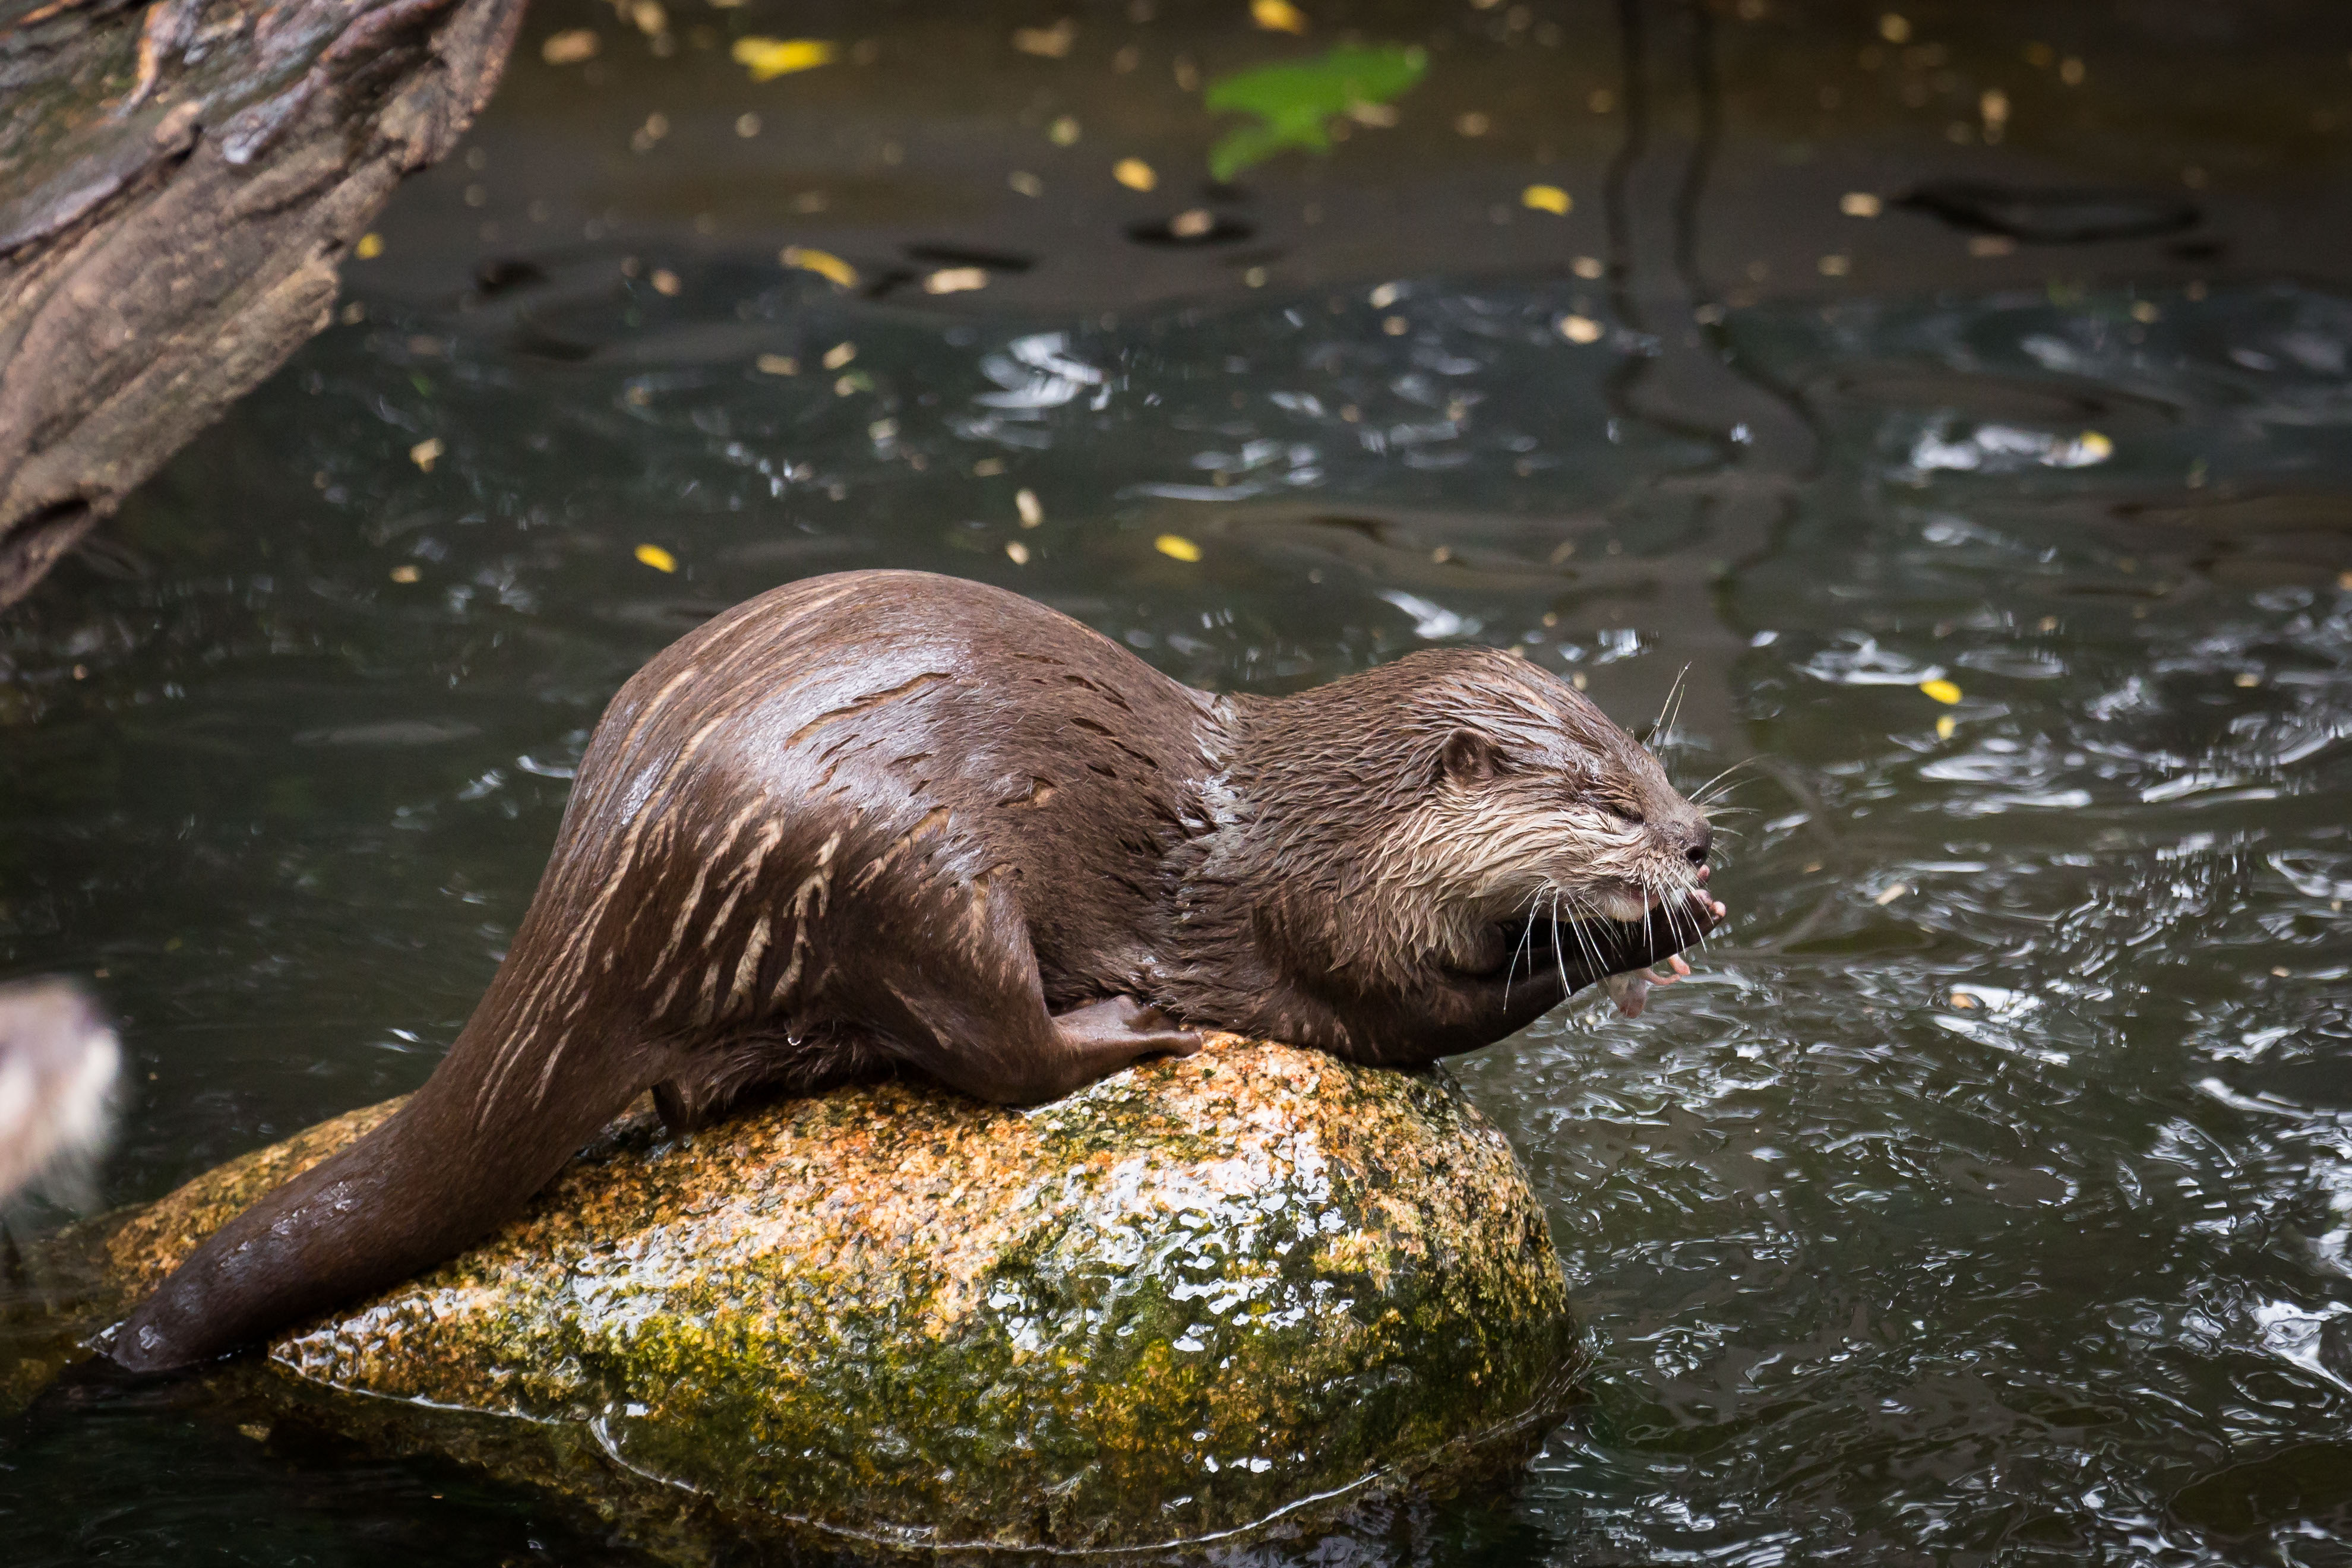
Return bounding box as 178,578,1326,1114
0,979,118,1205
112,570,1720,1371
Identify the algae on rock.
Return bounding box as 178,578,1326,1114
107,1038,1582,1555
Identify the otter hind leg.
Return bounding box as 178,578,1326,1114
650,1079,706,1136
650,1041,771,1135
651,1028,900,1134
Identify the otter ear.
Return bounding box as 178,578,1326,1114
1438,729,1500,785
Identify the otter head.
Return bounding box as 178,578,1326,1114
1401,647,1711,939
1232,646,1712,989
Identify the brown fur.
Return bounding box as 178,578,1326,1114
0,979,118,1203
112,570,1714,1370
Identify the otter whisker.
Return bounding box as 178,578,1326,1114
1691,785,1759,815
1651,665,1690,742
1547,890,1571,995
1688,754,1765,801
1653,877,1701,967
1556,889,1608,984
1556,889,1608,998
1566,891,1615,992
1664,885,1700,954
1636,871,1676,952
1504,886,1546,1001
1662,669,1693,748
1572,894,1611,984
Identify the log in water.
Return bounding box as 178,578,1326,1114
0,0,522,605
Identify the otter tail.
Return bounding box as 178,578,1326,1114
109,1022,648,1373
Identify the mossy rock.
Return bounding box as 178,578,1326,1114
106,1038,1581,1556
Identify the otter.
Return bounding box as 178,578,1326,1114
0,979,118,1205
111,570,1722,1371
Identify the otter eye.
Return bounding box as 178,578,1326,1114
1609,804,1645,826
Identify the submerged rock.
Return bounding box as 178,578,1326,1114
106,1038,1579,1556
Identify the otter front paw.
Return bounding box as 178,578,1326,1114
1054,995,1204,1063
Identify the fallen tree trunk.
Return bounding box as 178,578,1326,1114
0,0,526,606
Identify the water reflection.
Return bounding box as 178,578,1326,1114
3,268,2351,1561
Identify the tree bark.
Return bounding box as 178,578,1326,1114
0,0,526,606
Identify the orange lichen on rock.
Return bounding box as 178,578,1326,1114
108,1038,1580,1554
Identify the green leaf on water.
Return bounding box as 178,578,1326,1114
1203,45,1428,182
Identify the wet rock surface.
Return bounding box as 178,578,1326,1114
106,1038,1580,1556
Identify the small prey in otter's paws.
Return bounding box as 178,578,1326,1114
112,570,1724,1371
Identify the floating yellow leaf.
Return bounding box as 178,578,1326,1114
408,438,443,471
355,233,384,260
755,353,798,375
540,29,598,64
1920,678,1962,704
1011,19,1075,57
922,267,988,294
821,341,856,370
2074,430,2114,463
1252,0,1308,33
1521,184,1571,215
1016,488,1044,527
732,37,834,81
388,564,421,584
635,543,678,573
1840,191,1882,217
1004,540,1032,565
1114,157,1158,191
1155,534,1203,562
1558,314,1603,344
782,246,858,289
1936,715,1956,740
1873,882,1908,905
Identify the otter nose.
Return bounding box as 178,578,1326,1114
1684,823,1712,867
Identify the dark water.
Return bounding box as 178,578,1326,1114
7,240,2352,1560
